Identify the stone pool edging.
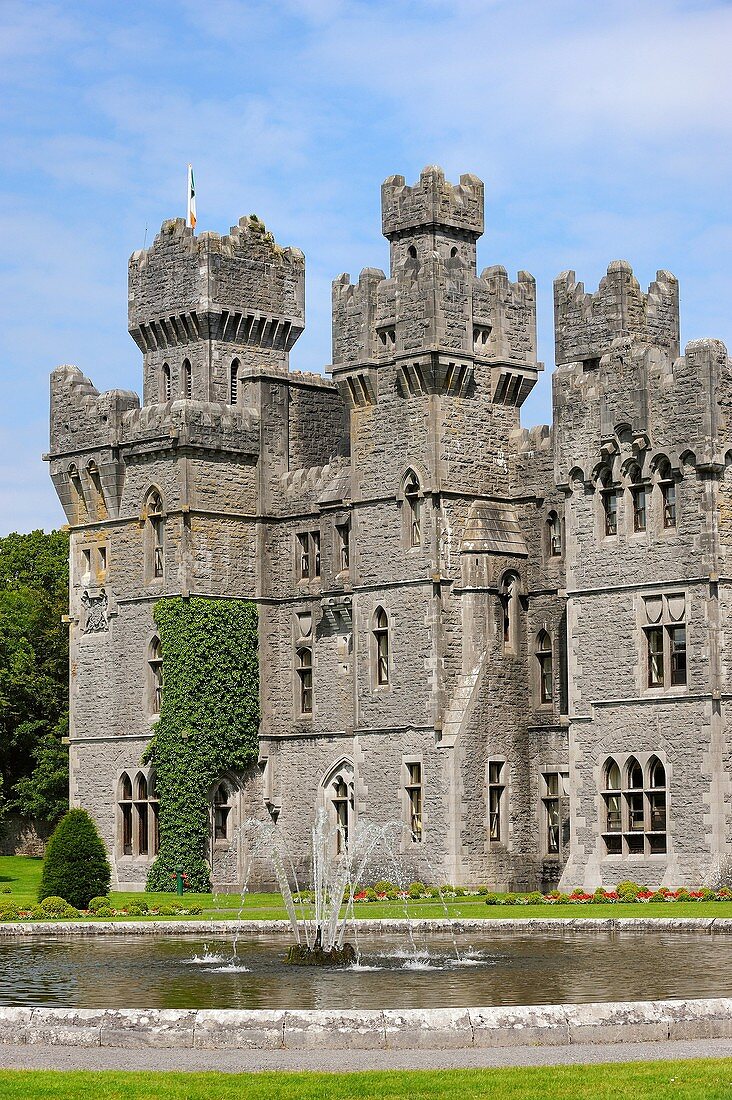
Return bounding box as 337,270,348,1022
1,915,732,935
0,998,732,1050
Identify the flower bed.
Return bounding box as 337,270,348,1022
344,880,732,906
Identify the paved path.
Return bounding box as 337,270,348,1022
2,1037,732,1073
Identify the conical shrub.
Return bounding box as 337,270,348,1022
38,808,111,909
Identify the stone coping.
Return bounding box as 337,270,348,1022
1,915,732,936
0,998,731,1049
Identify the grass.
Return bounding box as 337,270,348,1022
0,1062,732,1099
4,855,732,922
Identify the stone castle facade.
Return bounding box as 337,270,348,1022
47,166,732,892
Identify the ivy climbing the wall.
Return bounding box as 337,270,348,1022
144,597,259,892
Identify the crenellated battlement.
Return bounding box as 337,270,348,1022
381,166,484,240
554,261,679,366
331,268,387,366
128,214,305,357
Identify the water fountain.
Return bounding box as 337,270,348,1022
244,808,400,965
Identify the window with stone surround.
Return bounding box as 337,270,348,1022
144,489,165,582
601,755,667,856
403,470,422,548
296,646,313,716
161,362,171,402
212,780,233,844
547,511,562,557
628,464,647,533
404,761,423,843
336,520,350,574
373,607,390,686
183,358,192,400
67,464,87,522
118,771,159,859
488,760,506,843
500,573,520,655
657,459,677,528
295,531,321,581
148,635,163,716
642,593,686,690
599,468,618,536
230,359,240,405
536,631,553,704
541,770,569,857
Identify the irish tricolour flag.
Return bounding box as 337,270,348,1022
187,165,197,229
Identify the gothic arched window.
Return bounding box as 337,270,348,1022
212,780,233,843
599,468,618,536
119,773,133,856
404,471,422,548
162,363,171,403
536,630,553,704
374,607,390,685
500,573,520,654
145,489,165,580
547,511,562,557
628,464,647,532
183,358,192,400
149,636,163,715
658,459,676,528
296,646,313,715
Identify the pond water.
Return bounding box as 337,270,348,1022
1,930,730,1010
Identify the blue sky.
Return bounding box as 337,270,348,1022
2,0,732,534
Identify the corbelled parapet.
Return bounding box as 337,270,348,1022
381,166,484,240
128,215,305,354
554,262,679,366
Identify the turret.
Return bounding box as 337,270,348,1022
128,215,305,406
331,166,539,411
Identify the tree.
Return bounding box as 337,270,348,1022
38,808,111,908
0,529,69,829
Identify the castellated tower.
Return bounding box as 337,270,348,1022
552,258,732,891
128,216,304,405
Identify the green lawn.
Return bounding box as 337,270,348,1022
0,1062,732,1099
4,855,732,922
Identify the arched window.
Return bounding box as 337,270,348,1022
658,460,676,528
404,471,422,548
296,647,313,715
536,631,553,704
212,780,233,843
146,490,165,580
374,607,390,685
118,771,159,859
332,776,350,854
230,359,240,406
647,757,667,849
407,245,417,260
149,636,163,715
500,574,520,654
404,761,423,842
161,363,171,403
119,773,133,856
183,358,192,400
547,511,562,557
599,468,618,536
628,465,647,533
135,773,149,856
601,755,668,855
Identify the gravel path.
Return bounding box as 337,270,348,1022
2,1037,732,1073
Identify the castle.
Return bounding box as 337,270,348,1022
47,166,732,892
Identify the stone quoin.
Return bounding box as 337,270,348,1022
47,166,732,893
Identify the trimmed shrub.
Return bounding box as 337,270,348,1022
88,896,111,913
28,905,46,920
94,907,114,918
126,904,144,916
616,880,641,902
484,893,500,905
38,809,111,910
373,880,393,895
39,896,78,919
0,904,19,920
0,886,11,895
408,882,425,899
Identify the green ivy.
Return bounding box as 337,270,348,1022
144,597,259,892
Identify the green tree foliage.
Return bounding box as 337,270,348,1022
0,530,69,828
145,597,259,892
38,808,111,908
